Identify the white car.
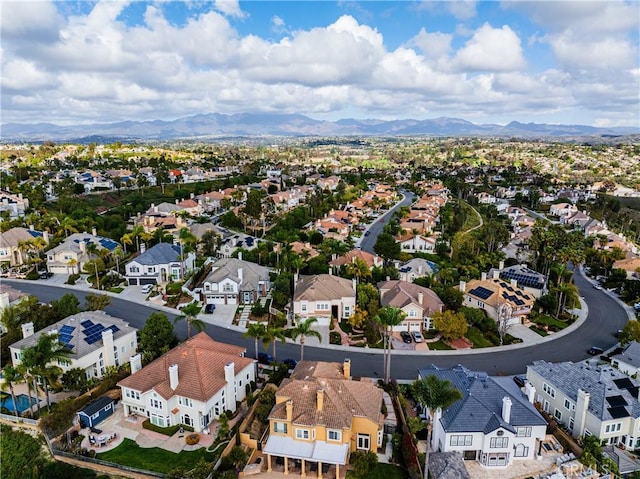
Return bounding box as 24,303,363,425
412,331,424,343
141,284,153,294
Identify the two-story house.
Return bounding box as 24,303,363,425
611,342,640,377
487,262,547,299
118,332,255,433
419,365,547,468
527,360,640,450
293,274,356,327
125,242,195,286
10,311,138,379
396,258,438,283
0,190,29,218
378,280,444,331
46,231,120,275
200,256,271,305
263,359,383,478
0,227,49,267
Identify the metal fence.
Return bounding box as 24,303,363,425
0,412,38,425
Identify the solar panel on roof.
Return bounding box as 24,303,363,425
469,286,493,300
606,395,628,407
613,378,635,390
60,325,75,334
608,406,629,419
109,325,120,334
80,320,94,328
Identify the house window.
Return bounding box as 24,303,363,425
223,283,234,292
344,306,350,317
516,427,531,437
450,435,473,446
584,430,592,437
605,423,622,434
301,303,307,312
569,418,574,431
490,437,509,448
317,303,329,311
150,398,162,409
514,444,529,457
274,422,288,434
542,383,556,398
357,434,370,451
130,266,140,273
408,310,416,318
328,430,341,442
296,428,310,440
178,397,193,408
564,398,573,410
554,409,562,421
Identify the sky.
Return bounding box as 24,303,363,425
2,0,639,128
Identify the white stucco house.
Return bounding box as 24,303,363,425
125,242,195,286
200,256,271,305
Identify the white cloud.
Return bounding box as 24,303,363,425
447,0,477,20
213,0,245,18
546,33,637,71
452,23,526,72
271,15,286,34
407,28,452,61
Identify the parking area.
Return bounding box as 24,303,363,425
200,304,237,327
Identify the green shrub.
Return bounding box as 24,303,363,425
66,274,80,285
165,282,183,295
141,419,193,436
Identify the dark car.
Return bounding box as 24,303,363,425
400,331,413,343
587,346,604,356
39,271,53,279
204,303,216,314
282,358,298,370
258,352,273,365
513,375,526,388
364,231,371,236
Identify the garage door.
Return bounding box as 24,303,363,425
226,295,237,305
208,295,226,305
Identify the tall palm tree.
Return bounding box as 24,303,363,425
175,302,205,338
412,374,463,479
262,323,286,361
555,282,580,317
1,366,23,417
291,317,322,361
120,233,133,254
346,257,371,284
16,362,39,417
243,322,268,360
290,256,306,277
374,306,406,383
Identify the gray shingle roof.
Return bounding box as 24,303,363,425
204,257,270,292
611,342,640,369
418,365,546,434
130,242,180,265
528,360,640,421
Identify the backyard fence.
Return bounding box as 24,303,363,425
0,412,38,426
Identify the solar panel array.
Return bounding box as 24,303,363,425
58,325,76,350
469,286,493,300
502,291,526,306
99,238,119,251
80,320,120,345
499,269,544,289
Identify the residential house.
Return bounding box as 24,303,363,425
194,190,230,212
10,311,138,380
613,256,640,280
549,203,578,218
419,365,547,468
611,342,640,377
0,190,29,218
0,284,28,334
477,192,497,205
118,332,255,432
378,280,444,331
46,231,120,275
0,227,49,266
77,396,116,428
263,359,384,478
329,249,383,272
487,262,547,299
460,274,535,325
125,242,195,286
527,360,640,450
289,242,320,259
396,258,439,282
396,231,437,253
201,256,270,305
293,274,356,330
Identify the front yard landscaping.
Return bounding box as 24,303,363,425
96,438,215,474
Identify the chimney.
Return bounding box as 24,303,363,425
224,361,235,385
332,254,337,261
575,389,590,437
386,276,390,282
175,199,179,205
525,383,536,403
43,231,49,244
317,388,324,411
190,193,194,199
328,268,333,276
459,280,466,292
352,278,357,292
499,260,504,270
418,291,424,306
169,364,179,390
22,322,35,339
238,268,243,284
493,270,500,280
286,400,293,422
102,328,115,367
502,396,512,423
140,242,146,254
79,241,86,253
238,251,242,261
510,279,518,288
481,272,487,281
29,224,34,230
0,292,9,310
130,354,142,374
153,205,158,213
343,358,351,380
92,227,97,236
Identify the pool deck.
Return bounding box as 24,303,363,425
1,383,75,416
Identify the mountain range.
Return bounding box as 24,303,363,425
2,113,638,142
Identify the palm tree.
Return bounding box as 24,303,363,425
555,282,580,317
291,317,322,361
60,217,78,237
346,257,371,284
262,323,286,361
16,361,40,417
175,301,205,338
120,233,133,254
243,322,268,359
374,306,406,383
1,366,23,417
290,256,306,276
412,374,463,479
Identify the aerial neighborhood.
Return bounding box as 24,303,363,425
1,138,639,479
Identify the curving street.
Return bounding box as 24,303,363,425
5,266,631,380
359,189,416,253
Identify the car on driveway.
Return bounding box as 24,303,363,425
379,218,384,223
258,352,273,365
587,346,603,356
38,271,53,279
513,375,527,388
204,303,216,314
411,331,424,343
400,331,413,343
141,284,153,294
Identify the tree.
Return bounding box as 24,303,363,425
373,232,401,261
432,310,468,341
51,293,81,318
291,317,322,361
1,366,22,417
346,257,371,284
262,323,286,361
84,293,111,311
243,322,267,360
356,283,380,318
412,375,463,479
619,320,640,347
348,306,369,330
496,302,513,346
374,306,406,383
139,313,179,361
349,450,378,479
0,425,47,478
174,302,205,338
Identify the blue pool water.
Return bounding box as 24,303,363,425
0,394,37,413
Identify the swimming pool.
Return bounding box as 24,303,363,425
0,393,37,413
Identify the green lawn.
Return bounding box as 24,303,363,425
428,340,454,350
96,438,215,474
465,327,493,348
347,463,406,479
458,199,481,233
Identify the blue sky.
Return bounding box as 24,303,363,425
2,1,639,127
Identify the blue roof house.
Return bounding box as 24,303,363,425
125,242,195,286
77,396,115,428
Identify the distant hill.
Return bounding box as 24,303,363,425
2,113,637,142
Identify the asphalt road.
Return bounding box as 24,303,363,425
5,267,630,380
359,189,416,254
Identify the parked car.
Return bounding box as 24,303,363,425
364,231,371,236
282,358,298,370
400,331,413,343
513,375,527,388
258,352,273,365
587,346,604,356
141,284,153,294
593,284,602,290
411,331,424,343
204,303,216,314
38,271,53,279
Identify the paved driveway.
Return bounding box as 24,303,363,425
201,304,237,327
